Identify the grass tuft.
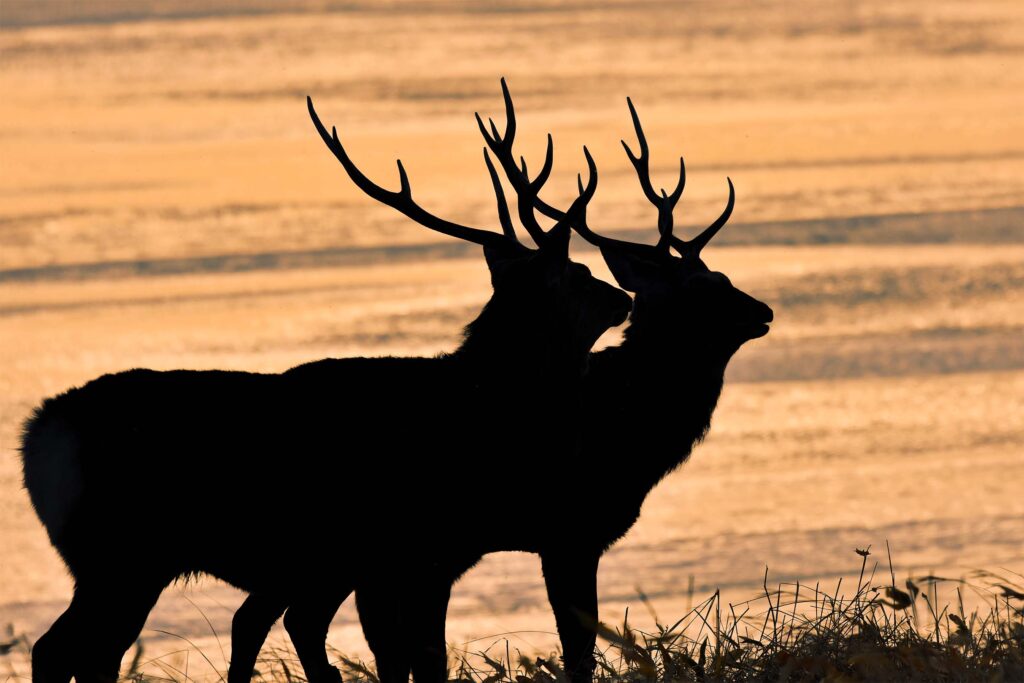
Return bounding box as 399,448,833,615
2,548,1022,681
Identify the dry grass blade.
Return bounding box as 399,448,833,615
4,551,1020,682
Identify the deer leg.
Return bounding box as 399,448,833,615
64,575,165,683
31,592,86,683
227,593,289,683
541,551,601,683
356,582,410,683
408,577,453,683
283,588,351,683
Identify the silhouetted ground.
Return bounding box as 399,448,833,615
2,549,1021,681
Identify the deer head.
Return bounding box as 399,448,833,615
307,86,631,378
567,98,772,360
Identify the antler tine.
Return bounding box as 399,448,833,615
532,133,557,192
520,133,555,193
308,96,517,251
475,81,553,246
623,97,686,253
531,146,597,225
655,188,673,252
621,97,658,205
561,148,659,259
578,145,598,204
499,76,517,146
482,149,517,241
512,134,556,245
671,177,735,257
556,146,598,225
476,78,517,151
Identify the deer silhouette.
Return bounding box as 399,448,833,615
20,81,631,683
220,80,623,683
511,98,773,683
235,96,773,683
269,97,773,683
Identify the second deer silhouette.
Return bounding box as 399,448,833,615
20,80,631,683
229,95,773,683
511,97,773,683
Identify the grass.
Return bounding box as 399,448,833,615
2,546,1022,682
439,545,1024,683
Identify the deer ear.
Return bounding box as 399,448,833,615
483,244,527,285
537,223,571,286
600,247,662,293
544,222,571,264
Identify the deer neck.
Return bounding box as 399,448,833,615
453,299,584,392
624,322,727,435
588,311,731,485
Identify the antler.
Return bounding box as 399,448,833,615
475,78,594,249
674,178,735,257
482,148,517,241
552,151,660,259
621,97,735,258
308,96,525,252
621,97,686,254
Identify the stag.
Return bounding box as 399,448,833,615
519,98,773,682
21,83,631,683
283,96,773,683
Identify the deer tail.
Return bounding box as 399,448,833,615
20,400,85,549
